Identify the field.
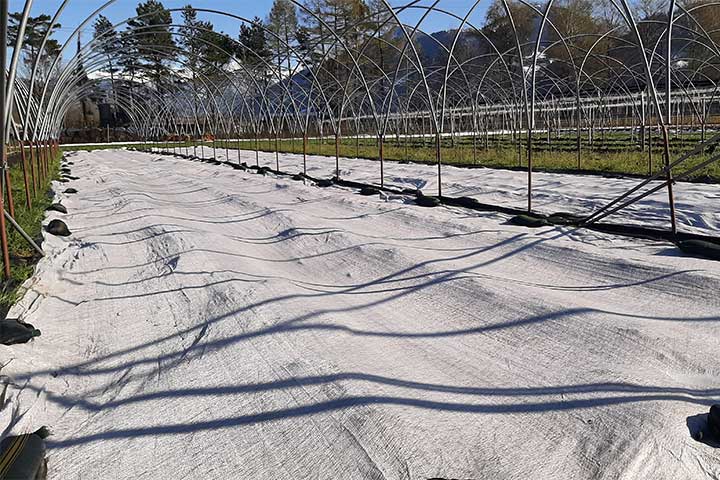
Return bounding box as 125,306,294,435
63,130,720,182
1,149,718,479
224,131,720,181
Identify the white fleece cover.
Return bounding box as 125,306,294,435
0,148,718,479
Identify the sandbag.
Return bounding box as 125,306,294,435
456,196,480,208
0,319,41,345
0,427,49,479
63,188,78,194
316,179,333,188
547,212,584,226
416,196,441,207
509,214,549,228
45,203,67,214
709,404,720,436
359,186,379,196
46,219,71,237
678,239,720,261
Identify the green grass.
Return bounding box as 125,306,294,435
218,133,720,181
63,132,720,181
61,143,138,152
0,148,61,315
61,142,194,152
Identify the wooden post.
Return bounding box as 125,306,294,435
28,141,36,196
19,141,30,209
4,160,13,219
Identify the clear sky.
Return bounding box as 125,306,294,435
9,0,492,52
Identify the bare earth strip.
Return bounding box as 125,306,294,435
0,149,718,479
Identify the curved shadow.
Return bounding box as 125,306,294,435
46,393,716,449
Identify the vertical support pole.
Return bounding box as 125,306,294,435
664,7,677,235
527,125,533,212
19,140,30,209
41,141,46,182
640,90,646,151
33,141,39,185
254,132,259,166
4,167,13,219
303,133,307,175
0,0,10,280
473,130,477,164
45,139,50,173
28,140,36,197
575,89,582,169
484,120,488,151
379,134,384,188
334,132,340,180
435,132,442,198
701,97,706,143
274,131,279,171
236,135,241,165
38,140,43,178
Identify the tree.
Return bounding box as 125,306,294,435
125,0,176,92
680,0,720,82
267,0,299,80
179,5,234,136
180,6,233,77
93,15,121,122
633,0,666,19
482,0,535,58
546,0,606,81
298,0,370,113
7,13,62,82
238,17,271,71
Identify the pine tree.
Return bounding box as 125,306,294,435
7,13,62,81
267,0,298,82
238,17,271,72
126,0,176,92
180,6,233,78
93,15,121,123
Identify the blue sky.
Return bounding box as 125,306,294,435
10,0,492,51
